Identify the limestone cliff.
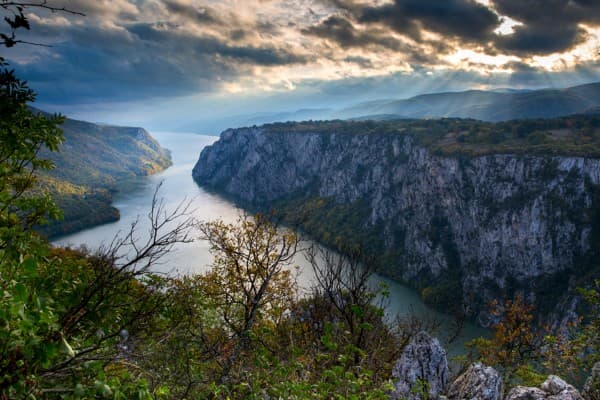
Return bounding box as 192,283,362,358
192,120,600,322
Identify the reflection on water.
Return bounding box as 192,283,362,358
53,131,487,355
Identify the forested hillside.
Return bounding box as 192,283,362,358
35,113,172,237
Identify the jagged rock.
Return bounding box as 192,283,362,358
541,375,570,395
506,386,548,400
506,375,583,400
391,331,449,400
583,362,600,400
446,363,502,400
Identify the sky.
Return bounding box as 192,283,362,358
2,0,600,133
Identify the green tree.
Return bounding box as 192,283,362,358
198,213,299,383
467,293,546,386
0,53,195,397
0,62,64,247
543,280,600,387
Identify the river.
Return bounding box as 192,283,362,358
53,131,487,355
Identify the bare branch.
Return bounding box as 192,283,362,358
0,1,85,48
0,1,84,16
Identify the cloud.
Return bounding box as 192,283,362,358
1,0,598,114
318,0,600,57
495,25,587,54
301,15,404,50
49,0,140,18
300,14,451,66
126,22,308,66
6,2,309,104
321,0,500,43
162,0,222,25
490,0,600,54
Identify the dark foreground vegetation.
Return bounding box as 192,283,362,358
0,60,599,399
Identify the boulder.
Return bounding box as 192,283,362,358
446,363,502,400
506,375,583,400
583,362,600,400
506,386,548,400
391,331,449,400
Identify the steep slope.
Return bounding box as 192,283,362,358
336,82,600,121
193,116,600,324
36,114,172,237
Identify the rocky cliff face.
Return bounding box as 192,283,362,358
192,126,600,322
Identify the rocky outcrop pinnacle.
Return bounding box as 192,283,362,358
388,338,587,400
447,362,503,400
583,362,600,400
506,375,583,400
391,331,449,399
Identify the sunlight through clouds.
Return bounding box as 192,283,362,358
2,0,598,116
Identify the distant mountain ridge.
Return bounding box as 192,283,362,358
175,82,600,134
176,108,333,135
36,112,172,237
335,82,600,122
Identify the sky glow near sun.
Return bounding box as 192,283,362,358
1,0,599,125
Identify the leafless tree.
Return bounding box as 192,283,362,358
304,242,442,376
41,183,196,384
305,243,391,365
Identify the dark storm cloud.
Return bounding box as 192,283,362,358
491,0,600,54
347,0,499,43
127,23,308,66
495,25,587,54
319,0,600,56
162,0,221,25
7,13,308,104
343,56,374,69
301,15,446,66
492,0,600,25
301,15,404,50
16,36,229,103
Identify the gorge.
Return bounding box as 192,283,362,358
192,117,600,325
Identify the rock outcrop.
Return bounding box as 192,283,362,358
583,362,600,400
391,331,449,400
193,124,600,319
506,375,583,400
447,363,503,400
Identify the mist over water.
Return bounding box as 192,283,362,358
53,131,487,354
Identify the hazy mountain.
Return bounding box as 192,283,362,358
176,108,334,135
179,82,599,135
335,82,600,122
